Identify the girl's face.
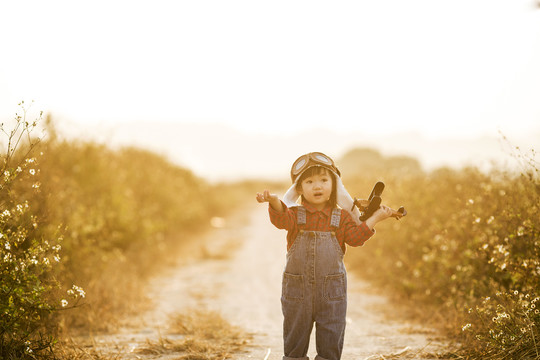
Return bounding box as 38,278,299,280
298,171,333,210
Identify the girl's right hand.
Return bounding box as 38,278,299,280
256,190,285,212
256,190,277,203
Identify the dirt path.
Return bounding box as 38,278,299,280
86,204,448,359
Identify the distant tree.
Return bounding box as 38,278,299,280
338,147,423,179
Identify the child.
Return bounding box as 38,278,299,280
256,152,393,360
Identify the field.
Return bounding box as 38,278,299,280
1,108,538,359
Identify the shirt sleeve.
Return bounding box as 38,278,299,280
268,201,297,231
339,209,375,247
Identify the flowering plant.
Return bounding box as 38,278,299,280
0,103,84,359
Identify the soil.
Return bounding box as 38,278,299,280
78,203,449,359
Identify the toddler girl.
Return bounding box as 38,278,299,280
256,152,392,360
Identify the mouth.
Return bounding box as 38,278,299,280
313,192,323,197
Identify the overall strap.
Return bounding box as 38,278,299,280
297,206,307,226
330,208,341,229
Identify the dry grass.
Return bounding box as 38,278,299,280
364,345,461,360
55,338,123,360
136,309,251,360
57,308,251,360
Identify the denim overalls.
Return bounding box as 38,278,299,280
281,206,347,360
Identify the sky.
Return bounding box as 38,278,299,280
1,0,539,180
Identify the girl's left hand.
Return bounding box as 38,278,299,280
373,205,393,221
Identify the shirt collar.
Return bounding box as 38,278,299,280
301,200,333,216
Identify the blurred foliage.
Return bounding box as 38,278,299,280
36,130,265,332
339,147,423,181
341,147,540,359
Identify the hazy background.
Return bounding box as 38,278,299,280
1,0,539,181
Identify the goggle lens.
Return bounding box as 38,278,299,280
293,158,307,172
313,153,332,165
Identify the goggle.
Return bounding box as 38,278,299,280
290,152,341,183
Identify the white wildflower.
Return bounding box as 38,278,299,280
72,285,86,298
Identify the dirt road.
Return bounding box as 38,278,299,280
88,203,447,359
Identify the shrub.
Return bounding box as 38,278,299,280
0,103,84,359
33,134,217,330
341,147,539,358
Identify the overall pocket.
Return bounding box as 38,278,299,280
324,273,346,301
282,273,304,301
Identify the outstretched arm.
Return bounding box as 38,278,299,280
256,190,285,212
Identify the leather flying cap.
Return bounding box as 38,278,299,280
290,152,341,183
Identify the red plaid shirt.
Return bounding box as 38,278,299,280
268,201,374,253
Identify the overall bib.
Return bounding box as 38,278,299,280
281,206,347,360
